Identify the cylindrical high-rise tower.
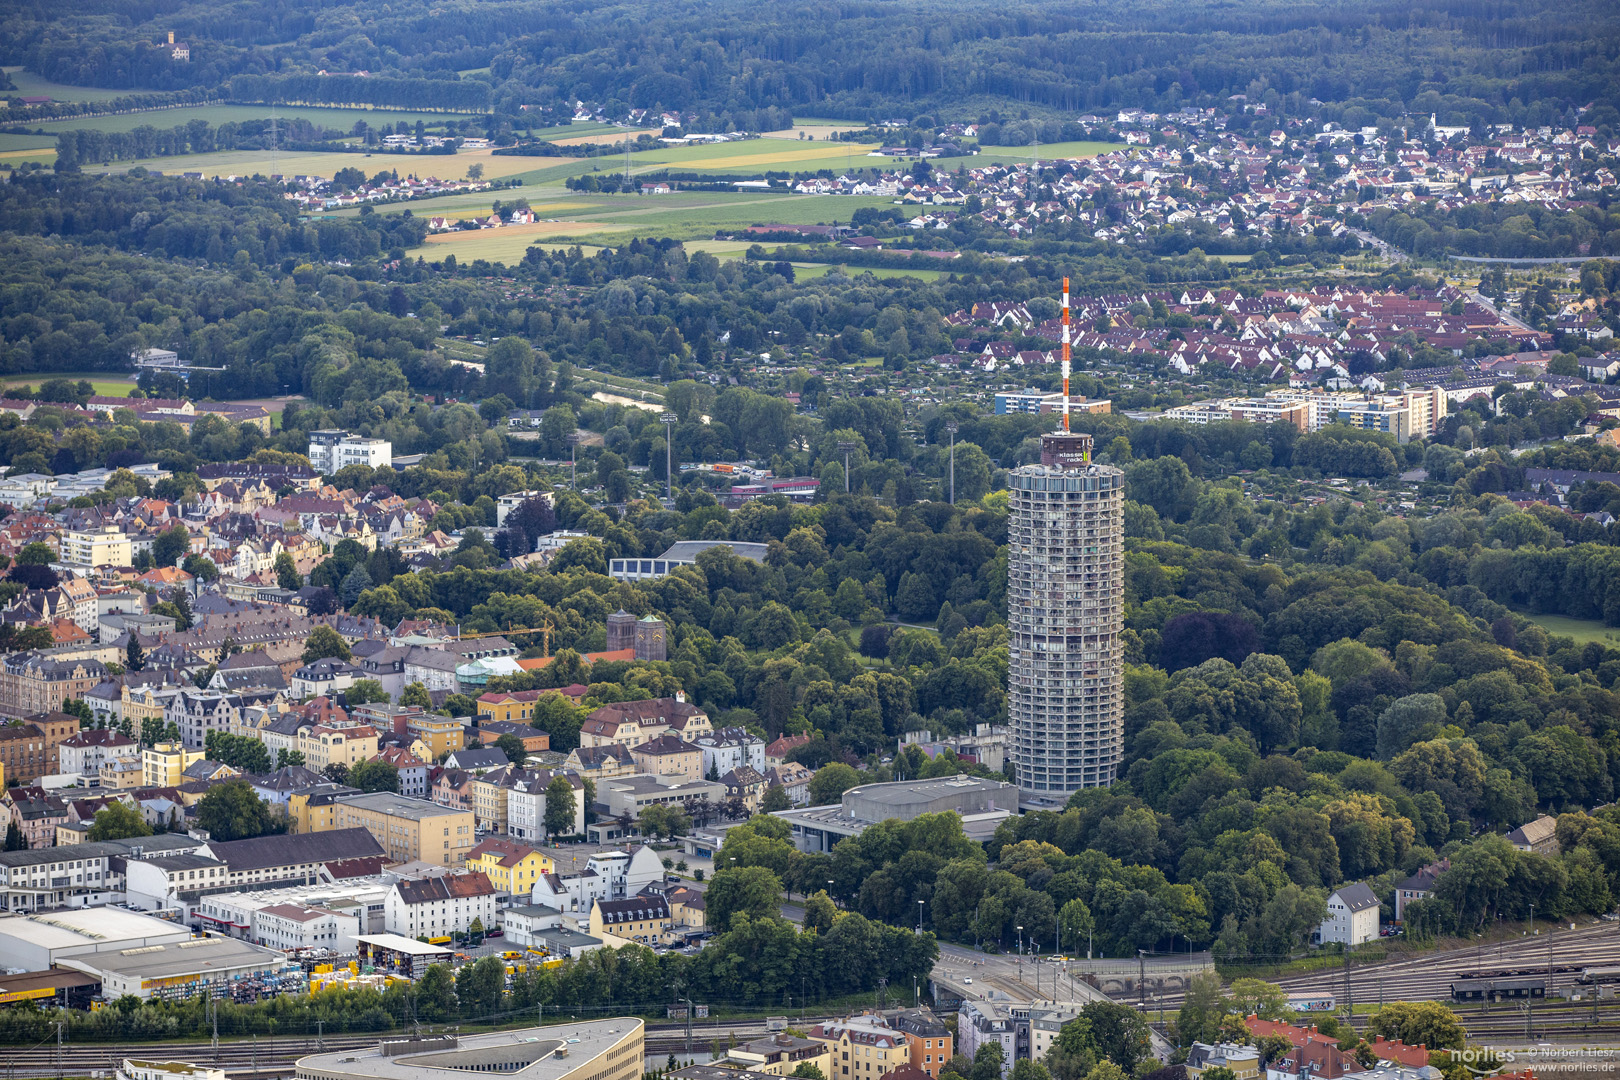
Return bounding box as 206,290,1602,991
1007,431,1126,803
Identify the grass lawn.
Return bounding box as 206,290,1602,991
1517,610,1620,645
4,67,149,104
27,103,473,135
1212,254,1253,263
1,373,137,396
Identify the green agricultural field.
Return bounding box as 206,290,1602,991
0,132,59,167
1517,611,1620,646
26,102,472,135
4,67,149,104
625,139,885,174
83,146,551,182
415,190,901,260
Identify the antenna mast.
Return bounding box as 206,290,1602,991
1061,276,1071,431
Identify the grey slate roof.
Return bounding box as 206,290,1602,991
1332,881,1380,912
208,825,383,871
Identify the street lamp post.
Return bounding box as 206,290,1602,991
837,441,858,493
918,899,926,933
567,431,583,491
660,412,678,503
945,421,958,504
1017,925,1024,956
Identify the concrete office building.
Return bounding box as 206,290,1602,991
1007,431,1125,803
772,776,1018,853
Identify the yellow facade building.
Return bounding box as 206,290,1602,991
588,894,672,945
465,836,555,898
331,791,475,866
142,741,203,788
297,723,379,773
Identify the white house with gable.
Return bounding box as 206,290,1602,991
1317,881,1380,946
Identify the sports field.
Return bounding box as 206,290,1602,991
26,102,473,135
1,373,137,396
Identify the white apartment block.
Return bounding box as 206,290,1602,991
252,903,361,953
695,728,766,778
384,873,497,938
58,729,137,777
307,430,392,474
60,525,133,569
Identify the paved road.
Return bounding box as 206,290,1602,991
1451,255,1595,264
1349,228,1408,263
1469,289,1536,331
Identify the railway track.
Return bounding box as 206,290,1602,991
1132,922,1620,1012
0,1020,784,1077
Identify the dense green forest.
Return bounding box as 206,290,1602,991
5,0,1618,127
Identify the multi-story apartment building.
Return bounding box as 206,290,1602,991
288,784,362,835
122,828,384,909
882,1009,953,1078
578,696,711,748
332,791,475,866
384,871,496,938
694,727,766,778
99,755,144,790
1007,432,1125,803
57,728,136,778
630,735,704,782
588,894,671,945
372,746,429,797
507,768,584,842
0,712,81,784
59,525,133,570
808,1017,914,1080
465,836,555,900
0,654,108,719
956,1002,1017,1079
0,834,206,912
307,430,393,474
1163,397,1313,432
296,723,379,773
166,690,239,750
142,741,204,788
351,704,466,759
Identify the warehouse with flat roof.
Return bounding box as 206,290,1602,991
0,907,192,971
58,934,299,1001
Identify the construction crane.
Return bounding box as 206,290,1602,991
453,621,555,657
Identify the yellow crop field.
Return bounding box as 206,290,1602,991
637,141,883,172
78,146,555,182
423,220,636,260
547,128,659,147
